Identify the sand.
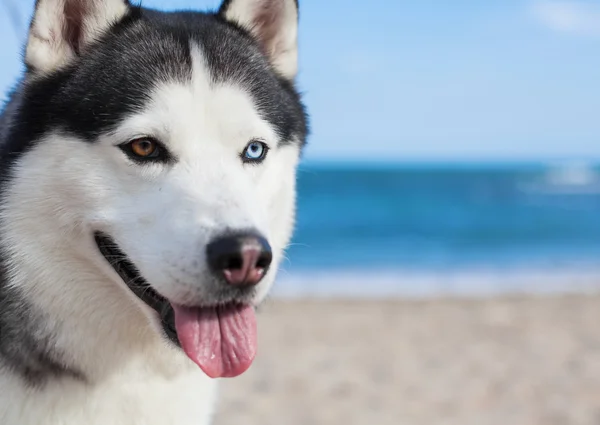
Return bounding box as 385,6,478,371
213,294,600,425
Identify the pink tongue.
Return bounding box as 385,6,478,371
172,304,257,378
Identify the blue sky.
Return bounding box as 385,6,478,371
1,0,599,162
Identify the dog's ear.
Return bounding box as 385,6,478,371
25,0,131,74
219,0,299,80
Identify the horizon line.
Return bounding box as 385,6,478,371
299,157,600,169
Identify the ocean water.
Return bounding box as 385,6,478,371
276,162,600,297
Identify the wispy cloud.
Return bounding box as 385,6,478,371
530,0,600,37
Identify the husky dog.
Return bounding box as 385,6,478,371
0,0,308,423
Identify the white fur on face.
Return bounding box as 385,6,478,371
84,45,300,305
3,43,299,315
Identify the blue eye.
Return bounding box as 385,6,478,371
242,140,269,163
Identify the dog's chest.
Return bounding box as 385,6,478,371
0,366,219,425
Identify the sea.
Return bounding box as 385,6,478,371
275,161,600,298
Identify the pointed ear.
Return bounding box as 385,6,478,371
25,0,131,74
219,0,299,80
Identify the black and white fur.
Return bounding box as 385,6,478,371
0,0,308,423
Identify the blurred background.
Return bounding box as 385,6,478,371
2,1,600,424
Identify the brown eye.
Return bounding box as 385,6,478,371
119,137,172,164
129,138,158,158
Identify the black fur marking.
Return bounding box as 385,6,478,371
1,6,308,177
139,9,309,145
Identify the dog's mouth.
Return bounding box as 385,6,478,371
94,232,257,379
94,233,177,340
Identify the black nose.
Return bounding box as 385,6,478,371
206,231,273,286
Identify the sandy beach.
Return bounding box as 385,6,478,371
214,294,600,425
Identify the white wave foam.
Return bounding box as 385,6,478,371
272,267,600,299
519,162,600,195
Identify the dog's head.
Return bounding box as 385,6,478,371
2,0,307,378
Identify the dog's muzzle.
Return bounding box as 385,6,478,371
94,232,179,345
